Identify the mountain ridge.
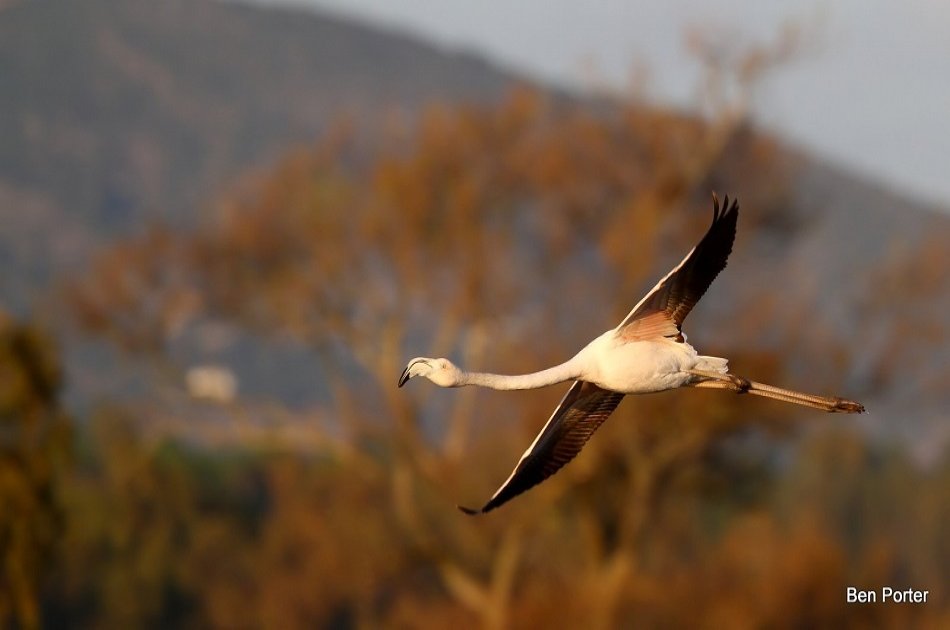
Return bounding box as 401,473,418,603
0,0,522,310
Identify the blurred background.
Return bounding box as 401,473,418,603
1,0,948,627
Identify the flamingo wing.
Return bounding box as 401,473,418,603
459,381,624,515
616,194,738,341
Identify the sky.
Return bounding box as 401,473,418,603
248,0,950,209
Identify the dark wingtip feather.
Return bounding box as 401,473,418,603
710,192,740,227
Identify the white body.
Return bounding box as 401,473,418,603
576,331,727,394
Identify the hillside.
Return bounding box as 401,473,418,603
0,0,520,309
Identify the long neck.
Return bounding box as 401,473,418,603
458,357,582,390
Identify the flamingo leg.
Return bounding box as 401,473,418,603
687,369,864,414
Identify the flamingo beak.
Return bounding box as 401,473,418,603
397,365,412,388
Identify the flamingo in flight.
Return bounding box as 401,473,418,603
398,195,865,514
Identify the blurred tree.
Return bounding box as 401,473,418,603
0,312,72,630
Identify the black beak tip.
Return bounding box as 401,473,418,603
457,504,481,516
397,368,410,388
